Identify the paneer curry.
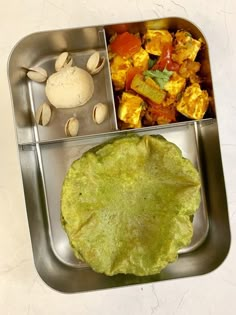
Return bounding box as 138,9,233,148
108,29,210,128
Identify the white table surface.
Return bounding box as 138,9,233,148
0,0,235,314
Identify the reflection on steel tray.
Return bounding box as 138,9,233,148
8,17,230,293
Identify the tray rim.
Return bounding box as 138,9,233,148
7,16,230,293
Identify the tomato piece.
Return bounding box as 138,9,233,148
152,44,180,72
110,32,141,58
109,24,129,34
148,100,176,123
165,59,180,72
125,67,143,90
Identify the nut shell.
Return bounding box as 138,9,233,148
27,67,48,83
65,117,79,137
55,52,73,72
87,51,105,75
35,102,52,126
93,103,108,124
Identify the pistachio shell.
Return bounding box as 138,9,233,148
35,102,52,126
55,52,73,72
87,51,99,72
93,103,108,124
65,117,79,137
27,67,48,82
87,51,105,75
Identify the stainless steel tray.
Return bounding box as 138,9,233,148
8,17,230,293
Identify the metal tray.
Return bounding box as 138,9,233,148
8,17,230,293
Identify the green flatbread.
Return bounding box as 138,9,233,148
61,135,201,276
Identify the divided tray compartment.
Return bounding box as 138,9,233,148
8,26,118,144
39,123,208,268
8,17,230,293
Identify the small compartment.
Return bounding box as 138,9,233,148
104,18,215,130
8,27,117,144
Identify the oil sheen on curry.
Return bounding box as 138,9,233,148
108,28,209,129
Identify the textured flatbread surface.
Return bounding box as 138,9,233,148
61,135,201,276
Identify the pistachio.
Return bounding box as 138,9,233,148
93,103,108,124
35,102,52,126
27,67,48,83
55,52,73,72
86,51,105,75
65,117,79,137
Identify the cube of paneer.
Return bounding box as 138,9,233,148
172,31,201,64
118,92,144,126
119,119,142,129
144,30,172,56
110,55,131,90
179,60,201,79
163,72,186,97
179,60,201,84
132,48,149,71
176,83,209,120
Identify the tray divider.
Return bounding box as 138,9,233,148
17,118,216,147
27,80,40,144
34,142,55,247
193,121,209,246
100,27,118,130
